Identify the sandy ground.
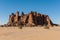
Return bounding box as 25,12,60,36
0,26,60,40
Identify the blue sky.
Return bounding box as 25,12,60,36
0,0,60,25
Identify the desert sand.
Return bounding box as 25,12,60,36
0,26,60,40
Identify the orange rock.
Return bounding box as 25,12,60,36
7,11,53,26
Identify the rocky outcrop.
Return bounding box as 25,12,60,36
7,11,53,26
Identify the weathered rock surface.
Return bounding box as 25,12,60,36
7,11,53,26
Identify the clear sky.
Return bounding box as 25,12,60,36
0,0,60,25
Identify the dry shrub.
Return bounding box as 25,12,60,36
44,26,49,29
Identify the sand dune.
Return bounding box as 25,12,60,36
0,26,60,40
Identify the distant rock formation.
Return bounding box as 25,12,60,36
6,11,53,26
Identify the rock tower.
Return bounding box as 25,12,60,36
7,11,53,26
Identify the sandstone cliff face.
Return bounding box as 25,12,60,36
14,12,19,23
27,12,35,25
7,13,15,26
7,11,53,26
20,12,27,25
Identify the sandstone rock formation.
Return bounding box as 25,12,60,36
7,11,53,26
